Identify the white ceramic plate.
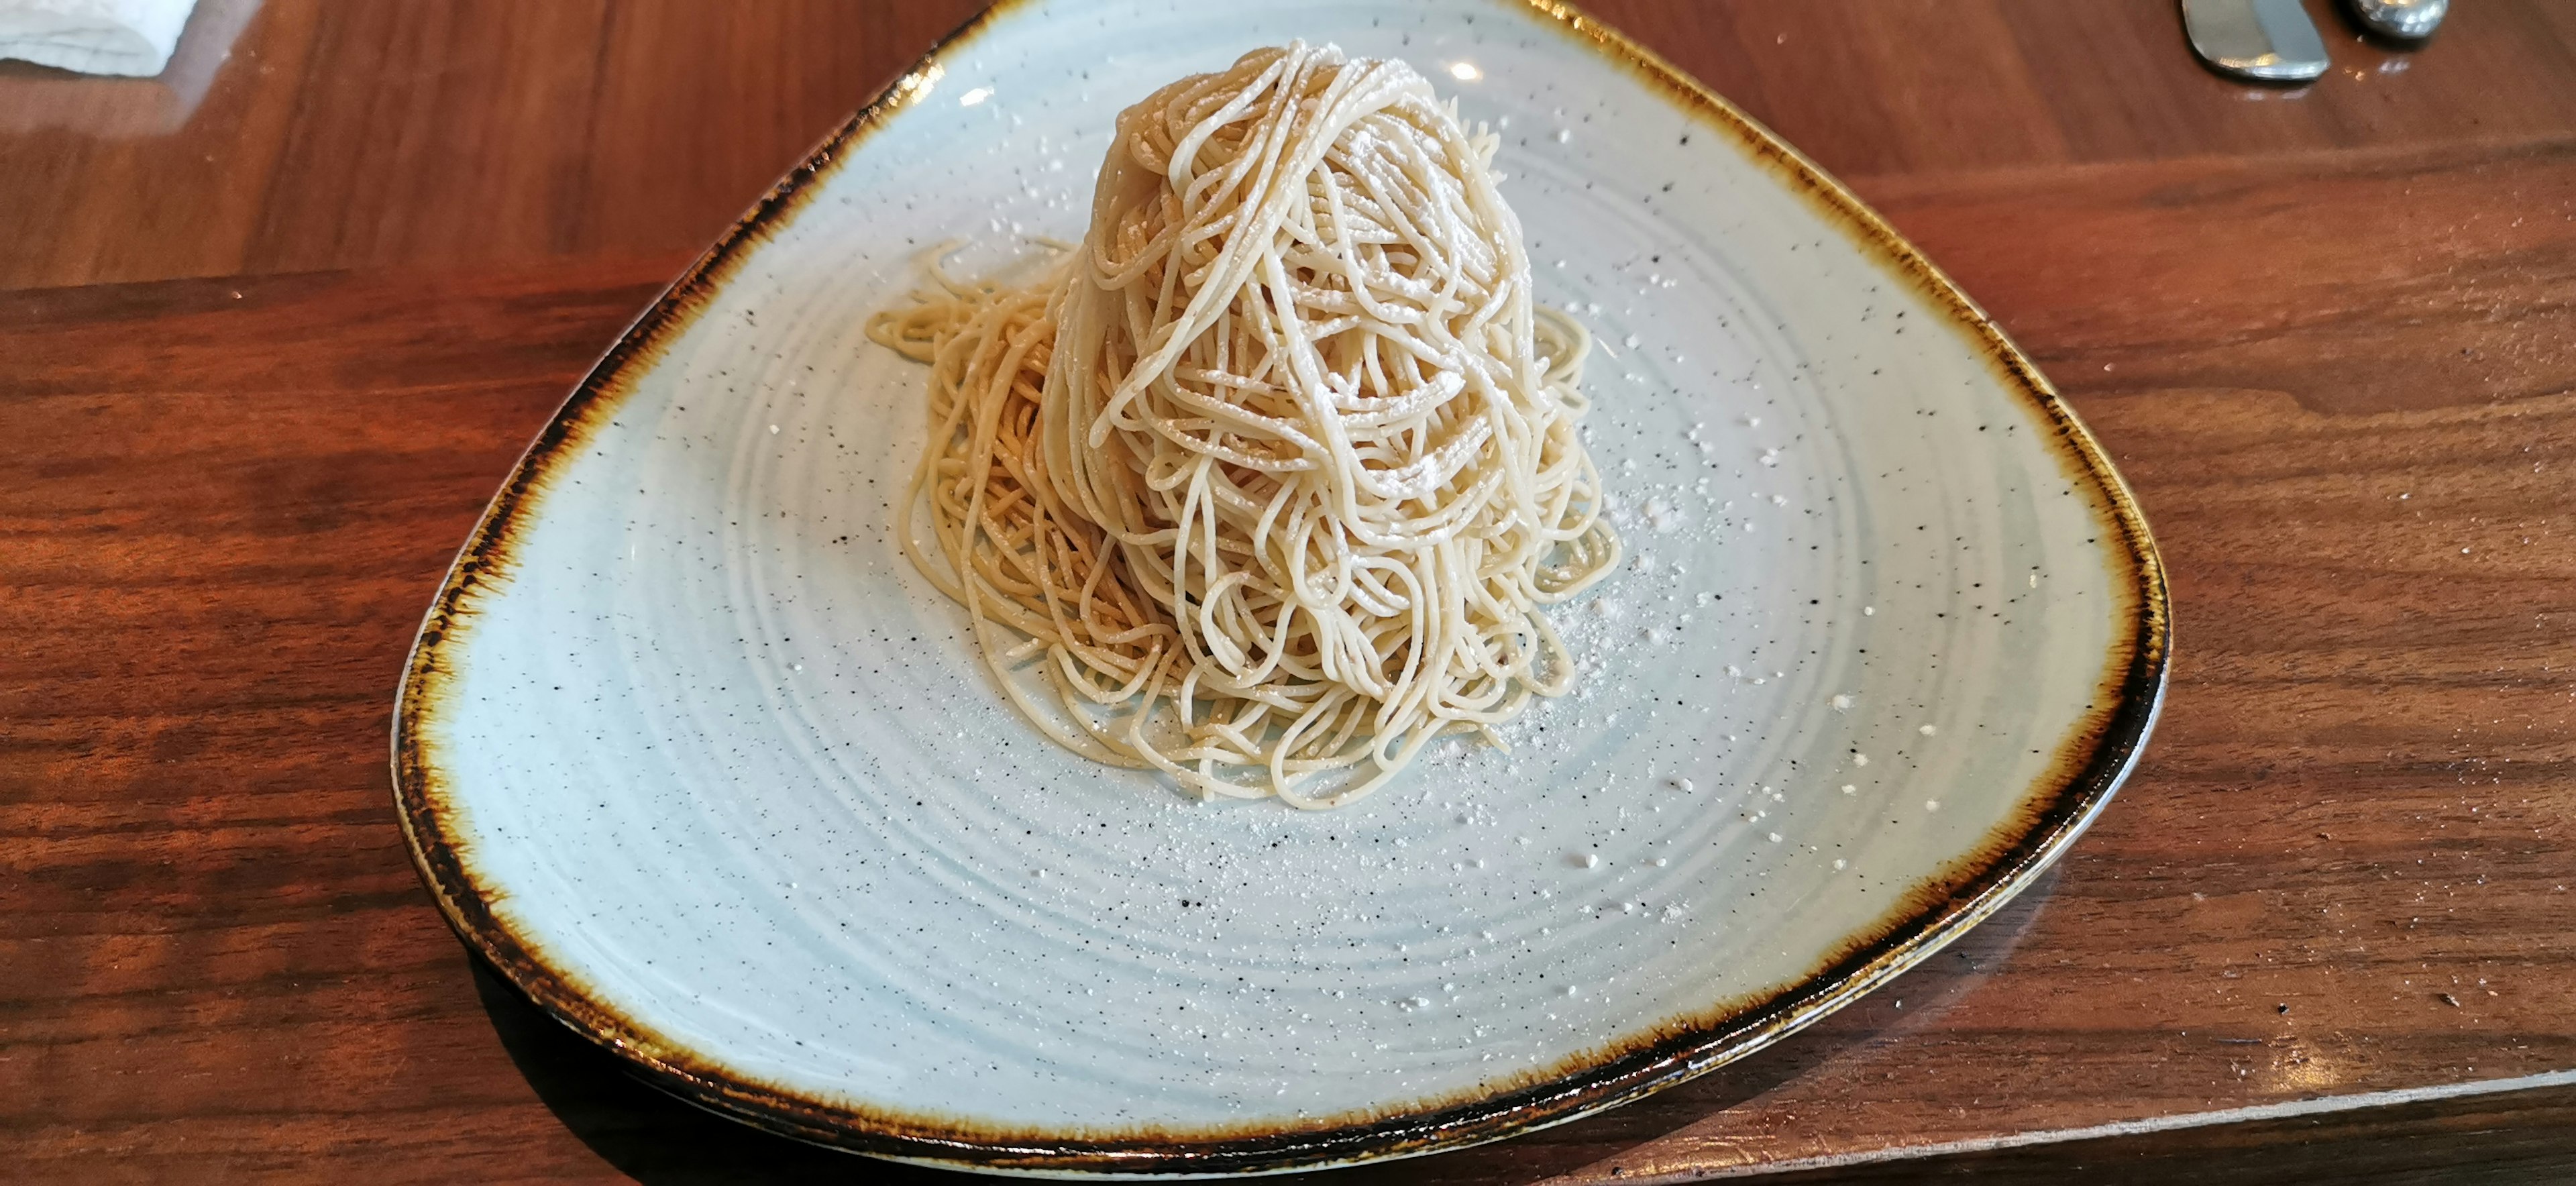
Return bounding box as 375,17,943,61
395,0,2167,1175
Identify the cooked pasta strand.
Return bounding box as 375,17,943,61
868,44,1620,808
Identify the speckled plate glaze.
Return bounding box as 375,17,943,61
394,0,2168,1176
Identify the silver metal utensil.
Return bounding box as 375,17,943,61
2345,0,2449,42
2181,0,2330,83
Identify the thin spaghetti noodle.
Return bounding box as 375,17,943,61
868,43,1619,808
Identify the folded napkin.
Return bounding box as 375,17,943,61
0,0,199,76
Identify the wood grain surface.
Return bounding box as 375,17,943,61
5,1,2576,1181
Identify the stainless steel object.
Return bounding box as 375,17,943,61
2346,0,2449,42
2180,0,2330,83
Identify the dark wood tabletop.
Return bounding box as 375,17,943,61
7,1,2576,1181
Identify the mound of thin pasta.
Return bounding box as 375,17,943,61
867,42,1619,808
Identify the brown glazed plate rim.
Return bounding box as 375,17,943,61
391,0,2171,1175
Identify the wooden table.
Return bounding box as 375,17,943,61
7,1,2576,1181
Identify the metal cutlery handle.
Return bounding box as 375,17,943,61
2182,0,2329,83
2346,0,2449,43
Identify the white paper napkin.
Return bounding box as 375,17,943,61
0,0,199,76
